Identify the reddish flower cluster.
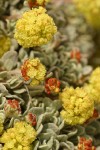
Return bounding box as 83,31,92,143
78,137,96,150
45,78,60,94
70,49,81,62
25,113,37,126
4,99,21,117
21,59,30,81
28,0,45,9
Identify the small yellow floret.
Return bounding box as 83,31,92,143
0,121,37,150
73,0,100,29
14,7,57,48
0,36,11,57
59,87,94,125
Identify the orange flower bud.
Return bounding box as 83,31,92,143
4,99,21,118
78,137,96,150
21,59,30,81
25,113,37,126
70,49,81,62
45,78,60,94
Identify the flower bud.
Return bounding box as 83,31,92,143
21,58,46,86
4,99,21,118
25,113,37,126
27,0,50,9
70,49,81,62
45,78,60,94
78,137,96,150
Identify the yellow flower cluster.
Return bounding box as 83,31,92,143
0,36,11,58
59,87,94,125
21,58,46,86
0,121,37,150
37,0,50,5
84,67,100,104
14,7,57,48
73,0,100,29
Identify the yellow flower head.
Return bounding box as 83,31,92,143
14,7,57,48
59,87,94,125
73,0,100,29
21,58,46,86
0,121,37,149
0,36,11,58
84,67,100,104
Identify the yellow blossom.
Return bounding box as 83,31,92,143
73,0,100,29
37,0,50,5
0,121,36,150
59,87,94,125
14,7,57,48
84,67,100,104
21,58,46,86
0,36,11,57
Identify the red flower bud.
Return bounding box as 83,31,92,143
70,49,81,62
45,78,60,94
25,113,37,126
4,99,21,118
28,0,45,9
78,137,96,150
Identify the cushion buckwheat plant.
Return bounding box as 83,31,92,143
59,87,94,125
0,121,37,150
14,7,57,48
21,58,46,86
73,0,100,29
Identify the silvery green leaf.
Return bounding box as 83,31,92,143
53,139,60,150
60,141,74,150
0,84,8,95
43,123,60,134
0,96,6,109
18,48,27,60
57,134,68,142
82,66,93,76
47,136,54,149
29,107,44,115
67,129,78,138
13,88,26,94
38,145,50,150
36,124,43,135
32,141,40,150
1,50,18,70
